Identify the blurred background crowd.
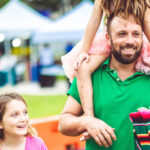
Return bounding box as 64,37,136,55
0,0,100,89
0,1,100,149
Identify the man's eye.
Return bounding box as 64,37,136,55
134,32,140,36
118,32,126,36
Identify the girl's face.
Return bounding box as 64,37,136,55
0,100,29,137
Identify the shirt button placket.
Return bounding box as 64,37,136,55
117,78,120,81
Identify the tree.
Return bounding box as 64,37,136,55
21,0,83,18
21,0,61,12
20,0,82,12
0,0,9,8
0,0,94,18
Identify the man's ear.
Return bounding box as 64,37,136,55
105,33,111,45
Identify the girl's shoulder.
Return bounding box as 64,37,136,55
26,136,48,150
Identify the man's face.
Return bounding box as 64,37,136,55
108,15,143,64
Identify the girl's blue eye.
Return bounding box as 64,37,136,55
12,113,18,117
24,110,28,115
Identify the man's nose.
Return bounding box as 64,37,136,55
126,35,134,44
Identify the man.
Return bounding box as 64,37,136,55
59,12,150,150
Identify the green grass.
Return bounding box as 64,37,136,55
22,95,68,119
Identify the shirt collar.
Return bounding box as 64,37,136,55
101,58,110,69
101,57,144,75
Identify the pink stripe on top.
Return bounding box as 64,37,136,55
0,136,48,150
25,136,48,150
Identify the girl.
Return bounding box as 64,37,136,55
61,0,150,117
0,92,48,150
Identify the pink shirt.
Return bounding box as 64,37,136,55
0,136,48,150
25,136,48,150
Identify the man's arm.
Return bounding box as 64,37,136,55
58,95,86,136
59,96,117,148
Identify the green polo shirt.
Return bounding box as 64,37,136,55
67,58,150,150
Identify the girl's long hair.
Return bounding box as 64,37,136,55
100,0,149,24
0,93,37,139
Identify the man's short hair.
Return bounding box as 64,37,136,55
106,13,115,36
106,10,143,36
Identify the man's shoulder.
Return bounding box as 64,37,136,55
91,59,108,77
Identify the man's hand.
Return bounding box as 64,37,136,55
83,116,117,148
74,52,89,70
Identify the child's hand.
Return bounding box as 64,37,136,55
74,52,89,70
80,131,91,141
137,107,148,111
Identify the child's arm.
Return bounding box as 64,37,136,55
144,6,150,42
76,54,108,117
75,0,103,69
75,0,107,117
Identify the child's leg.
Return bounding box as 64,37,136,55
144,7,150,42
76,54,108,117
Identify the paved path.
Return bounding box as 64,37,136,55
0,80,69,95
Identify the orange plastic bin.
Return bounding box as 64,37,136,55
31,115,85,150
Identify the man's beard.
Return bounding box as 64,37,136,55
110,39,143,64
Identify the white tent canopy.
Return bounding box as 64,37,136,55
0,0,53,38
33,0,104,43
